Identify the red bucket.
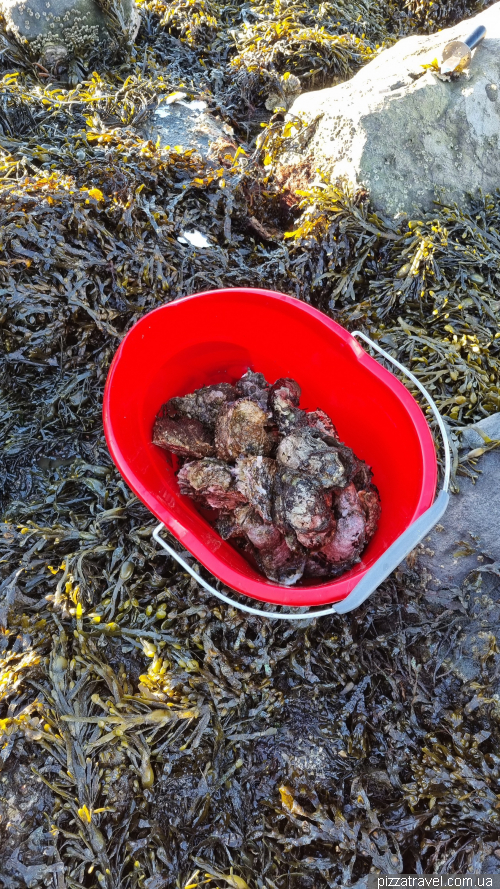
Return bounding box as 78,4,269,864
103,288,438,608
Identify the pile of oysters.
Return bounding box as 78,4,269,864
153,371,381,586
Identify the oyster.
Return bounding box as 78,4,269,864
235,370,270,411
320,483,366,563
153,413,214,459
217,504,306,585
177,458,247,510
167,382,237,429
258,538,306,586
273,467,334,549
235,455,276,522
276,427,346,490
215,399,275,461
358,485,381,542
305,408,339,443
352,459,374,491
269,377,304,433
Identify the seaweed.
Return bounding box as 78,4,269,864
2,0,500,884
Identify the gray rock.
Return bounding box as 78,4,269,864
415,449,500,684
281,2,500,216
0,0,139,57
144,99,234,162
417,449,500,592
459,411,500,449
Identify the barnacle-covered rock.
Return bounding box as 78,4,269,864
235,370,270,411
235,455,276,522
358,485,381,542
177,458,246,510
0,0,139,59
167,382,237,429
273,468,334,549
153,414,214,459
276,427,346,490
269,377,305,434
215,399,275,461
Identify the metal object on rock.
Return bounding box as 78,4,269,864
440,24,486,76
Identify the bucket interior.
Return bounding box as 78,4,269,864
103,289,437,606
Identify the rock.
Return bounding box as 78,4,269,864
459,411,500,449
415,449,500,685
281,3,500,216
0,0,140,58
417,449,500,592
144,99,236,162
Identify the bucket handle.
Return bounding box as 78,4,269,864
152,331,450,620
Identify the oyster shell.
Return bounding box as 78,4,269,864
177,458,246,510
358,485,381,542
215,399,275,461
305,408,339,443
235,455,276,522
269,377,305,433
216,504,306,584
276,427,346,490
153,413,214,459
319,483,366,563
273,467,334,549
235,370,270,411
167,382,237,429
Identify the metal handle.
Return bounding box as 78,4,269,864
465,24,486,51
152,331,451,620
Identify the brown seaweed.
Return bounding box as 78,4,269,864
1,0,500,883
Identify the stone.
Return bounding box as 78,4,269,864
458,410,500,449
144,99,235,163
414,449,500,686
417,449,500,592
0,0,139,58
281,2,500,216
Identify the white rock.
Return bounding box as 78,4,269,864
282,3,500,216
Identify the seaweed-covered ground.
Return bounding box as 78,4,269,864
2,0,500,886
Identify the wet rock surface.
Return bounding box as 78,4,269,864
418,449,500,591
282,2,500,216
144,99,235,162
416,448,500,687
